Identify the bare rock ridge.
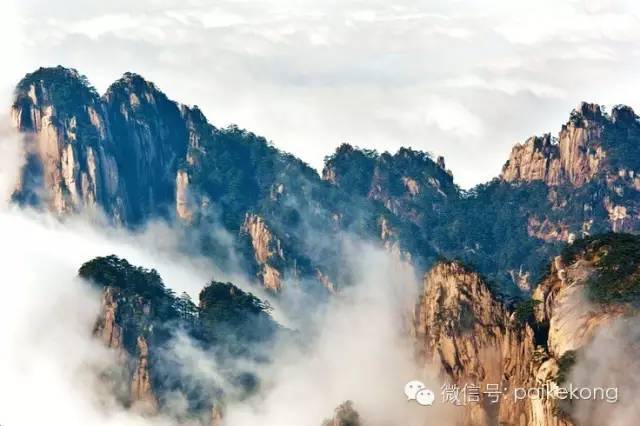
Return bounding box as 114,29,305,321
241,213,284,291
414,241,637,425
501,102,635,187
12,67,194,223
130,335,159,414
414,261,544,426
92,272,161,415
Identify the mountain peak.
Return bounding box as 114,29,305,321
111,72,156,91
501,102,640,187
14,66,99,115
104,72,167,105
16,66,89,91
570,101,604,124
611,104,637,124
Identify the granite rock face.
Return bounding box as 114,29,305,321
501,134,563,186
413,250,636,426
413,261,548,426
242,213,284,291
501,102,630,188
12,67,640,297
83,255,280,424
11,67,194,224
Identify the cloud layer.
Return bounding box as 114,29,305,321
5,0,640,187
0,205,458,425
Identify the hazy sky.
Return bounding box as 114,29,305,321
4,0,640,187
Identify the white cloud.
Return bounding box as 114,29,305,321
68,13,141,39
6,0,640,187
444,75,566,99
0,183,456,425
0,208,194,426
225,239,459,425
0,123,25,207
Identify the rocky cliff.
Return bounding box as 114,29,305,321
501,102,636,188
242,214,285,291
12,67,125,217
413,261,548,425
81,255,280,423
499,103,640,245
323,144,456,224
11,67,194,223
414,235,640,426
12,66,640,298
501,134,563,186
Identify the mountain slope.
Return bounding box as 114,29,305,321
414,234,640,425
11,66,640,298
80,255,279,422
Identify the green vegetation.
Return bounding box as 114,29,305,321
513,298,549,346
79,255,171,303
562,233,640,303
556,350,577,384
79,255,278,351
79,255,179,349
514,299,541,325
15,67,103,148
322,401,361,426
323,143,378,196
16,66,99,119
199,281,277,344
602,105,640,169
427,180,558,302
79,255,280,414
24,67,640,303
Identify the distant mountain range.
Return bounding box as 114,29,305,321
10,66,640,426
11,66,640,298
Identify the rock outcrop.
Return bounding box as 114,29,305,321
501,103,607,187
415,241,640,426
83,255,279,424
14,67,640,301
527,217,573,243
103,72,190,222
242,214,284,291
322,144,456,223
414,261,547,426
211,404,224,426
93,285,158,414
501,134,563,186
11,67,125,217
532,253,628,359
11,67,197,224
94,287,124,350
176,169,193,222
130,336,159,414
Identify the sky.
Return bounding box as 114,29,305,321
3,0,640,187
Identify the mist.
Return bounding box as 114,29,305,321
221,239,452,425
567,318,640,426
0,206,456,425
0,94,454,424
0,187,453,425
0,209,183,426
0,119,24,206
